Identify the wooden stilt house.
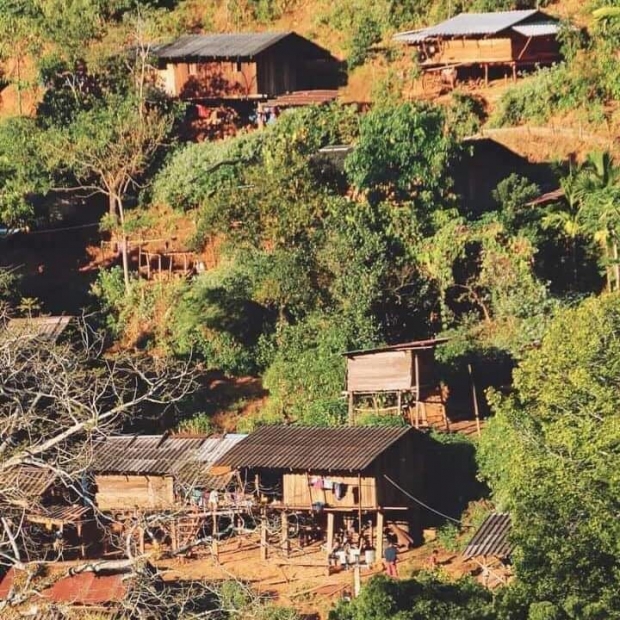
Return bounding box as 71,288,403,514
214,425,427,560
152,31,341,100
394,10,563,83
90,434,249,554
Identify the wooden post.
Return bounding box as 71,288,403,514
397,391,402,421
357,473,363,538
76,522,86,558
170,519,178,552
353,564,361,597
348,392,354,426
468,363,481,437
512,63,517,82
281,511,290,557
138,245,142,275
327,512,335,556
376,511,384,565
260,514,268,561
414,353,421,428
484,63,489,85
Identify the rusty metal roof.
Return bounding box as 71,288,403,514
394,10,555,42
343,338,449,357
214,425,414,472
463,512,512,559
91,434,246,487
5,316,73,343
0,567,129,605
264,89,338,107
44,572,128,605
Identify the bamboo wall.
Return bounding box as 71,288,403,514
95,474,174,511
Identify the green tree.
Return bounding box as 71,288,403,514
478,294,620,618
46,92,173,291
329,574,494,620
345,102,458,222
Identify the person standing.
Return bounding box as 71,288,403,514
383,541,398,577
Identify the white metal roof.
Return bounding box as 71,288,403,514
394,9,558,42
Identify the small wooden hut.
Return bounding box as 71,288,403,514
343,339,448,427
394,10,562,82
463,512,513,586
152,31,340,100
214,425,427,560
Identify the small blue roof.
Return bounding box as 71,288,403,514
394,9,557,42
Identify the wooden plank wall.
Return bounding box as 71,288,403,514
511,35,561,62
158,61,258,98
95,474,174,511
347,350,413,392
283,472,377,508
372,431,424,508
257,49,297,97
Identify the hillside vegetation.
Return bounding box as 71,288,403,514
1,0,620,618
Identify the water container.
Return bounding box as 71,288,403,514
364,549,376,565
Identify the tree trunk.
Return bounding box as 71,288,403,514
109,193,116,217
117,197,131,293
613,239,620,293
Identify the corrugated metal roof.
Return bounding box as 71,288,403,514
152,31,292,60
394,9,551,41
0,466,58,503
214,425,414,471
44,572,128,605
5,316,73,343
264,89,339,107
463,512,512,559
0,568,131,612
91,434,246,488
28,504,91,524
512,23,561,37
343,337,449,357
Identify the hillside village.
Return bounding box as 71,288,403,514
0,0,619,619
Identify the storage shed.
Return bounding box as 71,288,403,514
344,339,447,427
152,31,340,100
394,10,562,81
215,425,427,557
464,512,513,586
